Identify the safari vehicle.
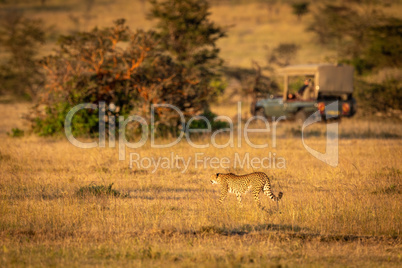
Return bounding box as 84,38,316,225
253,64,357,123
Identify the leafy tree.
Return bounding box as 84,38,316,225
291,2,309,21
365,17,402,70
34,20,141,135
355,78,402,114
308,2,401,74
0,11,45,99
308,4,360,50
34,20,191,136
33,1,228,136
148,0,227,111
34,16,228,136
308,1,402,113
266,43,299,68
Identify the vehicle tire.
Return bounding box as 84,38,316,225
255,108,265,118
295,110,307,125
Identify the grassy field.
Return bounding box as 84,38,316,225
0,102,401,266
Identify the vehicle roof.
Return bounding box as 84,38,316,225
278,64,338,75
279,64,355,94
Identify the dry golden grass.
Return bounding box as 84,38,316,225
0,102,401,266
4,0,399,68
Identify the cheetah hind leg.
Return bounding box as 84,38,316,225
252,190,262,209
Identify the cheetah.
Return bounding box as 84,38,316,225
210,172,283,208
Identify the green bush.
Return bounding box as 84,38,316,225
308,3,401,74
308,2,402,114
33,6,227,137
355,78,402,114
33,102,99,136
8,128,24,137
0,11,45,99
291,2,309,21
76,183,126,198
189,110,230,131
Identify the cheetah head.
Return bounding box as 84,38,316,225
210,173,221,184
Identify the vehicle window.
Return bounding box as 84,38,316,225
288,76,306,95
285,75,315,100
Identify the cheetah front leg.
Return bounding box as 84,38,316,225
236,193,243,207
218,188,228,204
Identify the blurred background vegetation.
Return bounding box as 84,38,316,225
0,0,401,136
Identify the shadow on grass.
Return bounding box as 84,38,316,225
7,227,399,243
127,187,213,200
3,5,74,13
128,187,215,194
340,131,402,139
197,223,307,236
128,195,189,201
289,128,322,138
191,225,400,242
1,193,65,201
287,127,401,139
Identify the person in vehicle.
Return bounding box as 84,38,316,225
296,78,315,100
287,79,313,100
287,92,296,100
297,79,310,97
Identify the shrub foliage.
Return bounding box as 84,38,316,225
34,0,226,136
0,11,45,99
308,2,401,74
308,1,402,113
76,183,125,198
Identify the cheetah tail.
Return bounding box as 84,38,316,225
263,183,283,202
